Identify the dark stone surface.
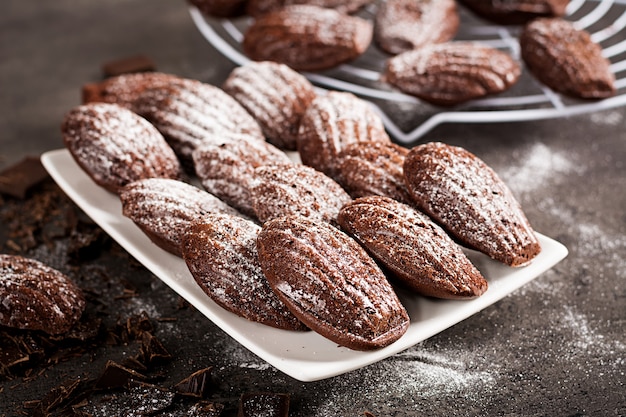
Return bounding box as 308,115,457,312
1,1,625,416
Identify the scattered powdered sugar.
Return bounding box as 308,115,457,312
590,110,623,126
499,142,582,195
561,305,625,357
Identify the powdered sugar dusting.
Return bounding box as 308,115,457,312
499,142,582,195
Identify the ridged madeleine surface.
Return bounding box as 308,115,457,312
242,5,373,71
193,134,293,217
223,61,316,150
403,142,541,267
0,255,85,335
384,42,521,106
334,141,412,204
133,80,264,169
182,214,307,331
120,178,240,256
520,18,615,99
338,196,488,299
250,164,351,225
374,0,459,55
62,103,182,194
297,91,390,178
257,215,409,350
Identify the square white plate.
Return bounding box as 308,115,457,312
42,149,568,382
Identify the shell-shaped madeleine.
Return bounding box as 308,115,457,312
338,196,488,299
384,42,521,106
119,178,240,256
0,255,85,335
193,134,293,218
334,141,412,204
242,5,373,71
250,164,352,225
520,18,615,99
257,215,409,350
62,102,182,194
403,142,541,267
133,80,265,169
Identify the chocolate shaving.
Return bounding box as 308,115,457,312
173,367,213,398
95,361,147,390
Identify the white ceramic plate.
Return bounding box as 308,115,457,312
42,149,568,382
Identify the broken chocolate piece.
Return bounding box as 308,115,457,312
95,360,147,390
173,367,213,398
102,54,156,77
0,156,49,199
139,332,172,366
238,392,290,417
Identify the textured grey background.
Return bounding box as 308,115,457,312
1,1,625,416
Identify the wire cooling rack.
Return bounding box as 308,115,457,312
190,0,626,144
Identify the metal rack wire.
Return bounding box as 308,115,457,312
190,0,626,144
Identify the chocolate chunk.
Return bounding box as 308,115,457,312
139,332,172,366
102,54,156,77
95,360,147,390
173,367,213,398
238,392,290,417
0,156,49,199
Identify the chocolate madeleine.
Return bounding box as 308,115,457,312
62,103,182,194
133,80,265,170
403,142,541,267
0,255,85,335
250,164,352,225
223,61,316,151
338,196,488,299
297,91,391,178
120,178,240,257
257,215,409,350
520,18,615,99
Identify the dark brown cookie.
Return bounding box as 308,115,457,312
0,254,85,335
520,17,615,99
334,141,412,204
246,0,373,16
403,142,542,267
82,72,185,109
119,178,240,256
62,103,182,194
182,214,307,331
457,0,569,25
242,5,373,71
384,42,521,106
192,134,293,218
250,164,352,225
297,91,391,178
133,80,265,170
338,196,488,299
223,61,316,150
256,215,410,350
374,0,459,55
